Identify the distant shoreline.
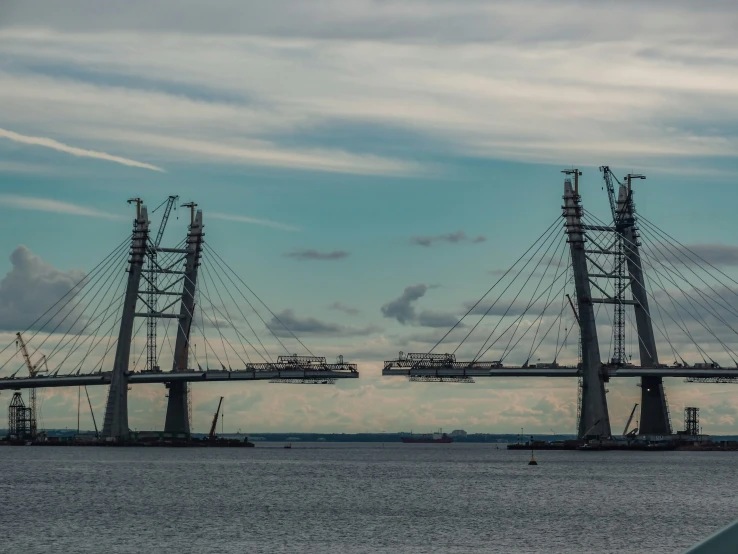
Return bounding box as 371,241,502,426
7,429,738,443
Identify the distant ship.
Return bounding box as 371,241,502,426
401,430,453,444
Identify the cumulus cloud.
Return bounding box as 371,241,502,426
411,230,487,247
381,284,428,325
381,284,461,328
0,245,86,332
285,249,350,261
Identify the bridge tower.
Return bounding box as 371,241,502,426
102,200,149,440
562,172,611,438
164,204,203,436
617,178,671,435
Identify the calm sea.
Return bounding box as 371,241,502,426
1,443,735,553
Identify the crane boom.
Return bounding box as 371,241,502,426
209,396,224,440
84,386,99,438
566,294,580,326
154,195,179,247
16,332,34,375
599,166,621,223
623,403,639,436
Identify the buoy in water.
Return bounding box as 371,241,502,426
528,455,538,466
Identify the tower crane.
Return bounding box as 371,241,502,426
15,332,48,438
598,167,646,367
209,396,224,440
146,195,179,372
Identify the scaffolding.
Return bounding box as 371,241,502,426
8,392,32,439
684,407,700,436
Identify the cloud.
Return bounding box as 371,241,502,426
411,230,487,247
2,1,734,44
210,212,299,231
3,8,738,179
268,309,379,337
648,242,738,268
0,161,59,174
381,284,462,328
417,310,462,328
0,194,123,220
94,130,422,176
0,127,163,172
0,245,86,332
285,249,350,261
328,302,360,316
381,284,428,325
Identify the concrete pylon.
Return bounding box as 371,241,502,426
563,178,612,439
164,209,203,436
102,207,149,440
617,185,671,435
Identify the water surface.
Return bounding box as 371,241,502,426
1,443,735,553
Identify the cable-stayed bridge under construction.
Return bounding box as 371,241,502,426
0,197,357,441
383,168,738,439
2,168,737,442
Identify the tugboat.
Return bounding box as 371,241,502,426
401,429,453,444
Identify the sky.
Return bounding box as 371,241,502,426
1,0,738,436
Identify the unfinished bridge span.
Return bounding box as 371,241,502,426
0,198,357,441
383,169,738,439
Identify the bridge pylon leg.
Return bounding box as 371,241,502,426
617,183,671,435
563,174,612,439
102,206,149,440
164,207,203,436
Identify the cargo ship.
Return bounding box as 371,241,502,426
401,430,453,444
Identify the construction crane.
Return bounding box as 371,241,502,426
599,166,621,222
209,396,224,440
154,195,179,248
623,403,639,436
84,386,99,438
15,332,48,438
566,294,580,326
146,195,179,372
599,168,646,367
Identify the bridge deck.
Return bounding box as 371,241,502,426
382,361,738,379
0,365,358,391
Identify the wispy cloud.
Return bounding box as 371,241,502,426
92,130,421,176
0,161,58,175
0,194,123,220
3,19,738,173
285,249,350,261
328,301,360,316
210,212,299,231
0,127,164,172
411,230,487,247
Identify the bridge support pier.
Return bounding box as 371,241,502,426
164,382,190,435
102,205,149,440
563,173,612,439
164,206,203,436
